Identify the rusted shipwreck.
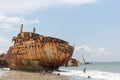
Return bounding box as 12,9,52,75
0,53,8,67
64,58,80,67
6,24,74,71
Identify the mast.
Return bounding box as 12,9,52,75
82,55,86,64
20,24,23,33
33,27,35,34
82,55,91,64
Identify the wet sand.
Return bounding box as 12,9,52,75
0,70,69,80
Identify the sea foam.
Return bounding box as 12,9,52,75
53,69,120,80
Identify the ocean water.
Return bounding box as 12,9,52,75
54,62,120,80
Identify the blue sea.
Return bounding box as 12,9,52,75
54,62,120,80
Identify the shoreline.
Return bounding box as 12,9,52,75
0,70,70,80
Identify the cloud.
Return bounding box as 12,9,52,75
73,44,111,61
75,44,110,55
0,0,96,31
0,15,40,32
75,45,93,54
0,36,10,54
97,48,109,54
0,0,96,14
0,36,9,45
57,0,96,4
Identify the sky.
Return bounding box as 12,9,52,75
0,0,120,62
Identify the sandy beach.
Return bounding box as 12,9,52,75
0,70,69,80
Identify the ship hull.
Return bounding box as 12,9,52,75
9,60,59,71
7,42,74,71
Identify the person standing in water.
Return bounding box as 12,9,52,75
83,68,86,73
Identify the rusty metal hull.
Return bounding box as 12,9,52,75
7,25,74,71
7,43,73,70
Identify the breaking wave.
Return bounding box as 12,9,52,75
53,69,120,80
